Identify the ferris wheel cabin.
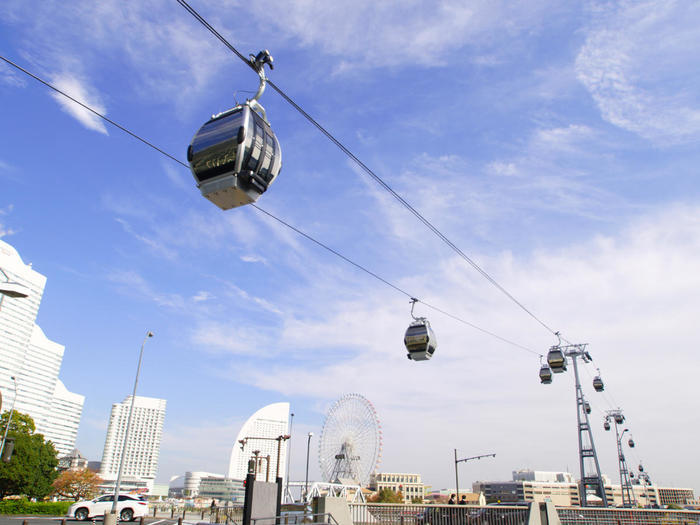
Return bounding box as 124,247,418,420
187,104,282,210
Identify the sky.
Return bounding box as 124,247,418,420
1,0,700,495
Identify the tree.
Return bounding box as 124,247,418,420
52,469,103,501
0,411,59,499
368,488,404,503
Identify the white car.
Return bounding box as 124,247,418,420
67,494,149,521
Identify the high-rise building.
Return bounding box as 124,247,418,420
227,402,290,481
99,395,166,492
0,240,84,456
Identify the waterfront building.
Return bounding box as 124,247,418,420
369,472,427,503
227,402,290,481
183,471,224,497
473,470,695,508
198,476,245,503
99,395,166,492
0,240,84,456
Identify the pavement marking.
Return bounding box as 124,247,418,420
8,519,63,521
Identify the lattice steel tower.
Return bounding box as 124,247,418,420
542,339,608,507
605,409,636,507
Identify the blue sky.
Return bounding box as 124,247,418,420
2,0,700,493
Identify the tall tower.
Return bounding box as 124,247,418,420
543,339,608,507
0,240,84,456
99,395,166,491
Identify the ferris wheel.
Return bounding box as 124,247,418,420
318,393,382,487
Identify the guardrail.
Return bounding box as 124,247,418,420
348,502,700,525
349,503,529,525
556,506,700,525
149,504,244,523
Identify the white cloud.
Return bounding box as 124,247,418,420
0,60,25,87
0,205,17,238
191,321,275,357
192,291,213,303
209,203,700,489
4,1,232,108
576,0,700,144
115,218,178,260
49,73,108,135
108,270,186,310
250,0,560,70
240,254,267,265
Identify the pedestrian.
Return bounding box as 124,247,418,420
448,494,456,505
459,495,467,505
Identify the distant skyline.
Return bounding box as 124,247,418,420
1,0,699,494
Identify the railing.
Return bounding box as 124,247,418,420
149,504,244,523
252,512,340,525
556,506,700,525
349,503,529,525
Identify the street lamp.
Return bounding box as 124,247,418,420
285,412,294,502
0,376,18,458
106,331,154,525
304,432,313,500
1,267,29,459
454,450,495,503
0,268,29,299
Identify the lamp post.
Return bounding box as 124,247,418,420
284,413,294,502
0,267,28,459
454,451,495,503
304,432,313,501
106,331,153,525
0,268,30,300
0,376,18,458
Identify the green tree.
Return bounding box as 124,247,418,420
368,488,404,503
0,411,59,499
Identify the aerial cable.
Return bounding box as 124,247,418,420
174,0,560,339
0,53,540,358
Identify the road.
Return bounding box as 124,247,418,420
0,518,203,525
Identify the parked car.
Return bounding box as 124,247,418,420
67,494,149,521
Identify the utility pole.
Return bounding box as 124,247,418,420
454,451,495,502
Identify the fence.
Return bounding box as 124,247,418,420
348,503,700,525
149,504,244,523
349,503,529,525
556,506,700,525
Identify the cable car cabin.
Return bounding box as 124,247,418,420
614,413,625,424
404,319,437,361
547,347,567,373
584,401,591,414
188,104,282,210
604,420,611,431
592,376,604,392
628,438,635,448
539,365,552,384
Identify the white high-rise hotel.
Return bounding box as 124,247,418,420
99,395,166,491
0,240,84,456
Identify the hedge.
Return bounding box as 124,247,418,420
0,499,72,515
